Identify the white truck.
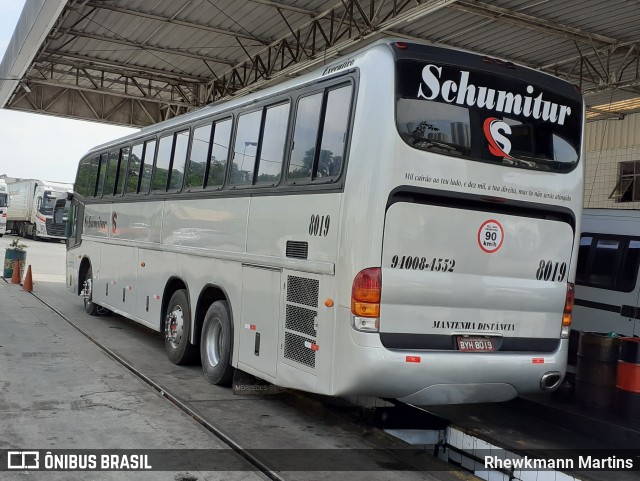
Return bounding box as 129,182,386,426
0,179,8,236
6,179,72,241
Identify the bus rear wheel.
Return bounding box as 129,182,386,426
201,300,234,386
83,267,99,316
164,289,198,365
83,266,110,316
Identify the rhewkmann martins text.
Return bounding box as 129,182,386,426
485,456,634,470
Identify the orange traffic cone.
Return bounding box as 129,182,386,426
22,265,33,292
10,259,21,284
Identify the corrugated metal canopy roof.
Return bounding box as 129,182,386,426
1,0,639,126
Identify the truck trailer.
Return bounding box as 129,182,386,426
0,179,7,236
6,179,72,241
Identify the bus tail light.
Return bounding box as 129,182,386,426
352,268,381,331
561,282,574,339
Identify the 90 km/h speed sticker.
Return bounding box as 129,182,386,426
478,219,504,253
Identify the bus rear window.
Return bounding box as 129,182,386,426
396,60,582,173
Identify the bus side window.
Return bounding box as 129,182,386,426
87,155,100,197
75,158,92,197
207,119,232,189
139,140,156,195
116,146,130,196
230,110,261,186
127,143,143,194
169,130,189,192
256,102,289,185
95,153,108,198
288,93,322,181
153,135,173,192
317,85,352,180
187,123,212,190
103,149,120,196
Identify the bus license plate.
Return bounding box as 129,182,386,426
457,337,495,352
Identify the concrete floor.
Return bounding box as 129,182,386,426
0,235,468,481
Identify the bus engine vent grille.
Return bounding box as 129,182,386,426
286,276,319,308
286,241,308,259
285,304,317,337
284,332,316,368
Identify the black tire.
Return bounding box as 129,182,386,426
164,289,198,365
200,300,235,386
83,266,100,316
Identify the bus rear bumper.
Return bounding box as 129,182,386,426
333,308,568,405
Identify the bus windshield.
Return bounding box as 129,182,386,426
396,60,582,172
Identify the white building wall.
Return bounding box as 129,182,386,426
584,112,640,209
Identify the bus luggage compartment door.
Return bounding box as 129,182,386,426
379,202,575,350
238,265,281,379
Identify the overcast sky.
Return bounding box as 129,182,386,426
0,1,137,184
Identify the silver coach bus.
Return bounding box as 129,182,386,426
66,39,585,405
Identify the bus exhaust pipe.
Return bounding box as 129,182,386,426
540,372,562,392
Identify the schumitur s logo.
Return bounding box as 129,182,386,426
483,117,512,159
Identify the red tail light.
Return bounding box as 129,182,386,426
351,268,381,318
563,282,574,327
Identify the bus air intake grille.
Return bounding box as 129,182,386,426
284,332,316,368
286,241,308,259
285,304,317,337
286,276,319,308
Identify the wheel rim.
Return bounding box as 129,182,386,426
166,305,184,349
205,318,223,367
83,277,93,309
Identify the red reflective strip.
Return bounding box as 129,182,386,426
406,356,421,363
37,215,46,222
532,358,545,364
153,295,160,300
311,344,319,351
250,325,256,331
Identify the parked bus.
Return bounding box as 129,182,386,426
573,209,640,337
0,179,7,236
65,40,584,405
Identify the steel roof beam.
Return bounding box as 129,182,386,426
246,0,319,17
83,1,273,45
28,64,190,100
586,106,625,119
450,0,621,46
39,52,207,84
24,78,195,107
208,0,458,101
246,0,415,42
5,85,170,126
57,28,237,66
